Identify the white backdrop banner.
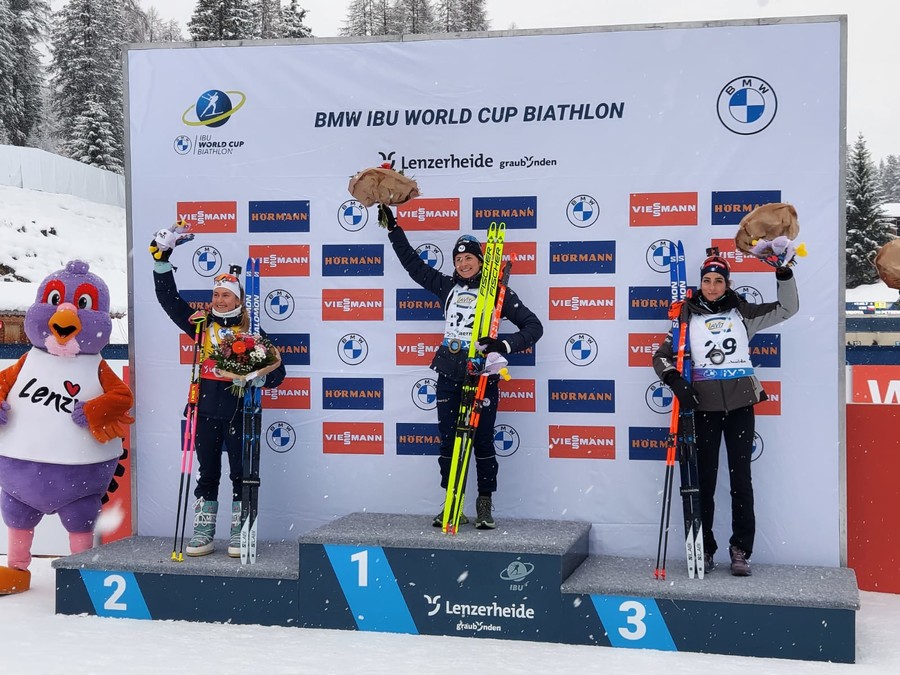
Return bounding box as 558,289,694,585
127,18,844,565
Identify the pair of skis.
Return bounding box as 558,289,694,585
655,241,704,580
171,312,207,562
241,257,263,564
441,222,509,534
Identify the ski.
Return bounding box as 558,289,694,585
240,257,262,564
441,222,507,533
171,312,206,562
654,240,704,579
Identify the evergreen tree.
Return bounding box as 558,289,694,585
2,1,50,146
281,0,312,38
434,0,462,32
341,0,395,37
66,92,124,173
458,0,487,31
847,134,893,287
0,0,16,143
145,7,185,42
879,154,900,203
395,0,434,34
254,0,282,39
50,0,127,172
189,0,257,41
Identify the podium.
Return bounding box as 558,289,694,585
53,512,858,662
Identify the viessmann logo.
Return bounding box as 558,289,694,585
498,379,536,412
629,192,698,227
548,287,615,320
756,381,781,415
548,425,616,459
261,378,311,409
711,238,773,272
322,289,384,321
249,245,310,277
177,201,237,233
397,198,460,231
502,242,537,275
628,333,666,367
322,422,384,454
396,333,442,365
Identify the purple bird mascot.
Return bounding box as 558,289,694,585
0,261,134,594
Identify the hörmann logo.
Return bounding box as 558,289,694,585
322,244,384,276
628,286,671,321
322,289,384,321
262,378,311,409
249,200,310,233
628,333,666,367
628,426,669,461
397,198,460,231
322,378,384,410
249,245,310,277
548,380,615,413
498,379,536,412
629,192,698,227
396,288,444,321
549,241,616,274
505,344,536,368
749,333,781,367
549,425,616,459
269,333,310,366
396,422,441,455
549,287,615,320
396,333,442,366
177,291,211,315
177,201,237,233
710,191,781,225
322,422,384,455
472,196,537,230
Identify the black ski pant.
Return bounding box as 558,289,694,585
193,415,244,502
695,405,755,558
435,374,499,495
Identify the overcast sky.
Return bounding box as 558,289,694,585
48,0,895,160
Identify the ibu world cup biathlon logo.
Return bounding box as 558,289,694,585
717,76,777,135
182,89,246,128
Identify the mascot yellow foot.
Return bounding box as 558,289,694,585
0,566,31,595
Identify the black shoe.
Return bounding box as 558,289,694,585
475,496,495,529
729,546,751,576
703,551,715,573
433,512,468,527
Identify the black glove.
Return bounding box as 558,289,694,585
663,371,699,410
149,238,172,262
477,337,508,354
775,265,793,281
378,204,397,231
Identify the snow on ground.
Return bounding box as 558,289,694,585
0,184,128,315
0,556,897,675
846,279,900,303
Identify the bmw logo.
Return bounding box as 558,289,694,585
565,333,597,366
752,431,764,462
264,289,295,321
337,333,368,366
266,421,296,453
646,381,672,414
411,378,437,410
735,285,764,304
646,239,676,274
192,245,222,277
416,243,444,270
338,199,368,232
173,135,192,155
494,424,520,457
566,194,600,227
717,76,777,135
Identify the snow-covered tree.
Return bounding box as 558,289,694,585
341,0,396,37
66,93,124,173
280,0,311,38
254,0,283,38
395,0,434,34
879,155,900,203
458,0,487,31
50,0,127,172
0,1,50,146
434,0,461,32
189,0,257,41
0,0,15,143
847,134,893,288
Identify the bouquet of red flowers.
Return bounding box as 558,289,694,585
209,332,279,395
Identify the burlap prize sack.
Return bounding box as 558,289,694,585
874,239,900,289
735,203,800,255
347,167,420,207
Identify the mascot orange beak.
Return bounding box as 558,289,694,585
49,304,82,344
